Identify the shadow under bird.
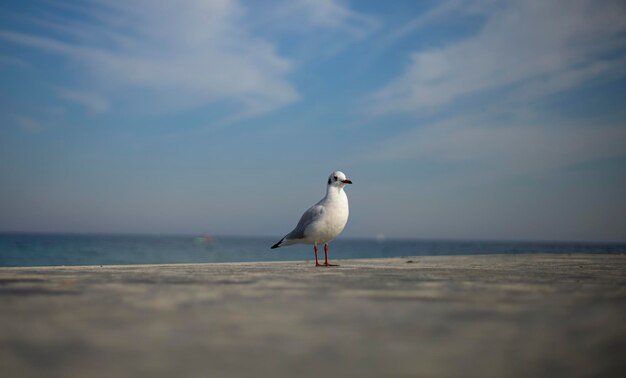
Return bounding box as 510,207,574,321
271,171,352,267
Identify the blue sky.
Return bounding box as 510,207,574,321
1,0,625,242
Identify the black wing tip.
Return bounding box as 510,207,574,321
271,238,284,249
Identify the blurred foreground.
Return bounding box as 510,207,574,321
1,254,625,377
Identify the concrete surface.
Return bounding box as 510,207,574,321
0,254,625,378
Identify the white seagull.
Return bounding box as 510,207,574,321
271,171,352,267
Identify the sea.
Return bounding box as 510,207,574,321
0,233,624,267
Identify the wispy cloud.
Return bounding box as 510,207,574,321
15,116,47,133
56,87,109,113
242,0,378,65
0,55,29,68
368,0,626,115
355,0,626,178
0,0,300,117
247,0,377,37
376,0,495,48
358,116,626,177
287,0,377,37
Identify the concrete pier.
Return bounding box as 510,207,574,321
1,254,625,377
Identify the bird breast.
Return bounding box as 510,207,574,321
307,190,349,243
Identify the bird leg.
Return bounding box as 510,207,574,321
314,244,322,267
324,243,339,266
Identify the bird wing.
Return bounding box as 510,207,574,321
286,204,326,240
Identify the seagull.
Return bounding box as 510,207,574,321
271,171,352,267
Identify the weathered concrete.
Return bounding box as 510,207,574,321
0,254,625,378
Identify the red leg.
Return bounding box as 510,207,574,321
314,244,322,267
324,243,339,266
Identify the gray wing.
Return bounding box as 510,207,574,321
286,205,325,240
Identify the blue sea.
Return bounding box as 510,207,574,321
0,233,624,267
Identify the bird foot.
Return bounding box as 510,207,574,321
315,263,339,267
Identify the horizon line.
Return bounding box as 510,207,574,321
1,230,625,246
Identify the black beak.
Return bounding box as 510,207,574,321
341,179,352,184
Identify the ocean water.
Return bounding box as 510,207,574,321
0,233,624,267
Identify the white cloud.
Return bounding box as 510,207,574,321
369,0,626,115
289,0,377,37
377,0,495,48
358,115,626,180
56,87,109,113
15,116,46,133
356,0,626,180
0,55,29,68
248,0,377,37
239,0,378,65
0,0,300,117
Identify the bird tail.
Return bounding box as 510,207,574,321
271,237,285,249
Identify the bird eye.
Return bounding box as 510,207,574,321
333,176,338,181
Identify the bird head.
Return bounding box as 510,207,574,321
327,171,352,187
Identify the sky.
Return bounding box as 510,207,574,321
1,0,625,242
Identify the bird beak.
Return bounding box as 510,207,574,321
342,179,352,184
